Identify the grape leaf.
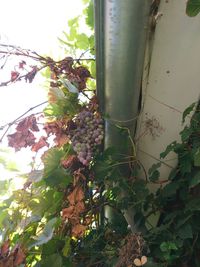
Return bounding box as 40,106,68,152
85,0,94,29
189,170,200,188
40,253,63,267
182,102,196,123
62,237,71,257
160,141,177,158
178,224,193,239
186,0,200,17
60,78,79,93
42,148,65,177
28,170,44,183
30,218,57,248
194,148,200,166
48,87,66,104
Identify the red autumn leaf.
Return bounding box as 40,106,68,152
8,130,36,151
25,66,38,83
13,247,26,266
31,136,49,152
16,115,39,132
19,61,26,69
72,224,86,237
44,120,68,146
67,186,84,205
74,66,91,79
44,120,64,135
0,240,10,256
60,56,74,73
61,155,78,169
54,133,69,147
11,71,20,82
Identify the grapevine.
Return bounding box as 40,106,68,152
0,1,200,267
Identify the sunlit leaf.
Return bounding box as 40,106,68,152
28,170,44,183
85,0,94,29
42,148,64,177
62,237,71,257
60,78,79,93
30,218,57,248
76,33,89,50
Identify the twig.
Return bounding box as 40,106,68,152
0,50,43,62
76,47,95,64
0,65,46,87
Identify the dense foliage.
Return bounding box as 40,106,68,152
0,1,200,267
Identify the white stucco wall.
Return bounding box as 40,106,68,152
136,0,200,181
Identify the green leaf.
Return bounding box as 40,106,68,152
189,170,200,188
42,148,64,177
178,223,193,239
62,237,71,257
44,91,79,118
160,142,177,159
82,0,90,4
0,210,8,227
186,198,200,211
162,181,180,197
180,126,193,142
89,35,95,51
68,27,78,41
148,163,161,175
28,170,44,183
90,60,96,78
41,253,62,267
45,167,72,187
194,148,200,166
149,170,160,182
30,218,57,248
43,103,66,117
49,87,66,101
0,180,10,195
57,37,73,48
179,150,192,174
85,1,94,29
186,0,200,17
68,16,80,28
60,78,79,93
160,241,178,252
182,102,196,122
76,33,89,50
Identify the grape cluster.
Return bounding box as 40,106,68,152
69,110,104,166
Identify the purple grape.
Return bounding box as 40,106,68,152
68,110,104,166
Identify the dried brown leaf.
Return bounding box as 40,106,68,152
31,136,49,152
67,186,84,205
72,224,86,237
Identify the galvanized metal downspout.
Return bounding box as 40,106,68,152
95,0,150,232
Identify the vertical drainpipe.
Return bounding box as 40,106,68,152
94,0,150,232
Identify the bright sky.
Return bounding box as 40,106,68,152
0,0,85,178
